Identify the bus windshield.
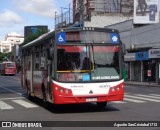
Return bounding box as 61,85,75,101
56,45,121,82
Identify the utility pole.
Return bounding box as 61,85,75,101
61,7,63,24
55,12,57,29
69,3,71,24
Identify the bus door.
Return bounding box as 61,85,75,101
47,60,52,101
22,56,25,89
26,52,34,93
30,52,34,93
46,46,54,101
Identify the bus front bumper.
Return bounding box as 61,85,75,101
53,93,124,104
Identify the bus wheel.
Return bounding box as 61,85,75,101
41,85,50,108
26,80,32,100
97,102,107,108
26,86,32,100
41,85,47,103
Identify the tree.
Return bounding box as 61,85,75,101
0,52,14,62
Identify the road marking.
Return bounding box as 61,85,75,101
135,94,160,100
0,97,25,101
124,93,130,94
0,76,20,84
149,94,160,97
0,86,22,96
125,95,160,102
7,80,20,84
0,101,14,110
111,101,126,103
12,100,38,108
124,98,146,103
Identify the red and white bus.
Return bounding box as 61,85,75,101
21,27,125,108
0,61,16,75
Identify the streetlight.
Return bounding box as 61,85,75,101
55,11,57,29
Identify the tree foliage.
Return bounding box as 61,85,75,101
0,52,14,63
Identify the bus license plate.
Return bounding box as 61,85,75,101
86,98,97,102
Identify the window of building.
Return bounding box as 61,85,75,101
95,0,121,13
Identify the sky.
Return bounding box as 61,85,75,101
0,0,72,40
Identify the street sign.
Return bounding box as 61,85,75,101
147,70,151,77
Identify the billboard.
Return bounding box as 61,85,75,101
133,0,159,24
24,25,48,38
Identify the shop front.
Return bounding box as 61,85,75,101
149,49,160,84
124,51,157,83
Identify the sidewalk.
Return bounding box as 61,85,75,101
125,81,160,87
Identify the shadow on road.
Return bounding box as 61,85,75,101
24,95,120,114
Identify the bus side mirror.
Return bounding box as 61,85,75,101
47,48,54,60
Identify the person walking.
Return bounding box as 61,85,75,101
137,0,148,16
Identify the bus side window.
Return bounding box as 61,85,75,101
82,57,90,70
40,44,47,70
34,51,40,70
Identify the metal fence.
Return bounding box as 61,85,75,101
55,10,73,29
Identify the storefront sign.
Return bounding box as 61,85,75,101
149,49,160,58
135,51,149,61
147,70,151,77
124,53,135,61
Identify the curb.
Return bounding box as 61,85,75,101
124,82,160,87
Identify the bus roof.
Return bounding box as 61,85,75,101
3,61,15,63
22,27,119,49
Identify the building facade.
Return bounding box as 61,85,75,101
55,0,133,28
72,0,133,27
0,40,12,53
106,20,160,84
6,32,24,45
0,32,24,53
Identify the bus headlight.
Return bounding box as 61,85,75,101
54,83,73,96
60,88,70,94
65,89,69,94
109,85,122,94
60,88,64,93
116,86,120,90
111,87,115,92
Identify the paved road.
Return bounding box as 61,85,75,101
0,75,160,130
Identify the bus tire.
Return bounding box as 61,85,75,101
97,102,107,108
41,84,50,108
41,84,46,103
26,80,32,100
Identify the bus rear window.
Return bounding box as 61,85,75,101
7,63,15,68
